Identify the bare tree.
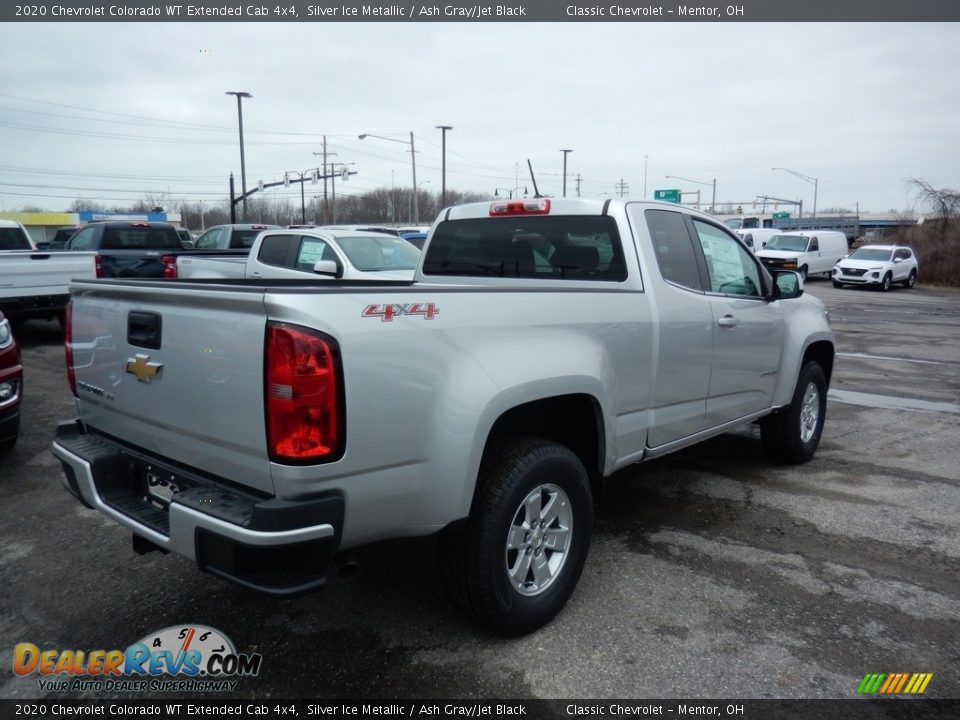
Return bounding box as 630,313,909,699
908,177,960,243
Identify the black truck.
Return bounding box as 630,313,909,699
62,221,190,278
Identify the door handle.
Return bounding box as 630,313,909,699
717,315,739,328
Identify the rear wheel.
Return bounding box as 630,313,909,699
440,437,593,636
761,361,827,464
902,269,917,289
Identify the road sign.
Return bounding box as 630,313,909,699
654,189,681,203
772,211,790,219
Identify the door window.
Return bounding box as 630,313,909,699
257,234,297,267
692,220,763,297
195,228,223,249
67,226,96,250
645,209,703,291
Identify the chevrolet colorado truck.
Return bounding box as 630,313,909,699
52,198,834,635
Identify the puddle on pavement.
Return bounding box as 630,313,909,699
829,389,960,414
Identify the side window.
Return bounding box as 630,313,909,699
257,234,297,267
644,209,703,291
894,248,910,261
196,228,222,249
692,220,763,297
295,237,335,271
67,227,96,250
809,238,819,251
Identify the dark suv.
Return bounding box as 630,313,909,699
0,311,22,454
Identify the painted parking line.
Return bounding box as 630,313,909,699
828,389,960,414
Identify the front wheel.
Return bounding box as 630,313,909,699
832,279,843,289
797,266,808,281
760,361,828,464
880,273,892,291
440,437,593,636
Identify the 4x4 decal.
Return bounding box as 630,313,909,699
362,303,440,322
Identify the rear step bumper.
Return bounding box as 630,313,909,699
51,419,343,596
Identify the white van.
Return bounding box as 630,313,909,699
736,228,782,253
755,230,848,279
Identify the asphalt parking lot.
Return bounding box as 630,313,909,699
1,279,958,701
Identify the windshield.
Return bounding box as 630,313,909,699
764,235,809,252
848,248,893,262
337,235,421,271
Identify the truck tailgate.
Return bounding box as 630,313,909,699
0,251,97,297
69,281,274,494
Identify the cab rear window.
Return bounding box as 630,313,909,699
0,227,32,250
422,216,626,280
101,226,181,250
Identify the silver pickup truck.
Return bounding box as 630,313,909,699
52,198,834,635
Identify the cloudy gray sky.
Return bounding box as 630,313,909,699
1,21,958,215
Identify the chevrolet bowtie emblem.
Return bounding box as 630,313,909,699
126,354,163,383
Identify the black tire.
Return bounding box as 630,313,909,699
0,437,16,455
440,437,593,636
880,273,892,292
832,280,843,289
797,266,808,282
902,270,917,289
760,361,827,464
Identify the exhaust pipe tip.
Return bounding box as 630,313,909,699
335,552,361,578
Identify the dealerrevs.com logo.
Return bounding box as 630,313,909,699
13,625,262,693
857,672,934,695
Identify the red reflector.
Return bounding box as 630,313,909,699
265,323,343,463
64,302,76,396
489,198,551,216
128,222,150,227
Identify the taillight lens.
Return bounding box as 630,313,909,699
94,255,104,278
64,302,77,396
161,255,178,279
265,322,343,463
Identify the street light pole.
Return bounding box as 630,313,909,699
772,167,818,218
359,132,418,223
665,174,717,212
225,91,252,221
560,149,573,197
436,125,452,208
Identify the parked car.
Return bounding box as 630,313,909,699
50,226,83,250
0,219,34,251
736,228,781,253
832,245,918,290
177,228,421,281
63,221,187,278
401,232,428,250
193,224,282,250
755,230,848,280
176,228,195,248
0,311,22,454
55,198,834,635
320,224,402,236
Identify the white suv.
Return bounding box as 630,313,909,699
832,244,918,291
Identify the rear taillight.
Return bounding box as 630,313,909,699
64,302,76,396
94,255,104,278
265,322,343,463
161,255,178,279
489,198,551,216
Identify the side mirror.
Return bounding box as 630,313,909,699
35,241,51,251
772,270,803,300
313,260,340,277
893,257,903,264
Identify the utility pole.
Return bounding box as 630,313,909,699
616,179,630,197
313,138,336,224
575,174,582,198
560,149,573,197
